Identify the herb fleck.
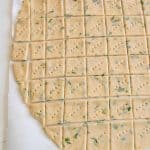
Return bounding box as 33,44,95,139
91,137,98,145
64,138,71,144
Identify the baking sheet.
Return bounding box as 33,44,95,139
8,0,57,149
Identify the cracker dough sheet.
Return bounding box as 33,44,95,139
11,0,150,149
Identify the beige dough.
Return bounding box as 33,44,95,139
12,0,150,149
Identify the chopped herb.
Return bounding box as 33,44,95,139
73,133,79,139
117,87,127,92
48,19,53,23
121,136,126,141
64,138,71,144
91,137,98,145
140,0,144,5
112,124,118,129
111,16,120,23
127,106,131,111
67,81,72,86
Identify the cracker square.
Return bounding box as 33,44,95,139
12,43,28,61
45,78,65,100
65,0,84,16
47,17,65,40
86,16,106,37
88,76,109,97
66,57,86,76
63,124,87,150
110,75,131,96
13,62,28,81
46,40,65,58
44,125,62,149
106,16,125,36
65,77,87,99
131,75,150,95
46,59,65,77
14,18,30,41
87,56,108,76
143,0,150,15
29,79,45,102
134,120,150,150
129,55,149,74
31,17,45,41
30,42,45,60
145,16,150,35
30,60,45,79
31,0,45,18
46,101,64,125
133,98,150,119
47,0,64,17
64,100,87,123
111,121,134,150
88,122,110,150
85,0,104,15
109,56,129,74
122,0,142,15
66,38,85,57
66,17,85,38
18,0,30,18
29,102,45,125
110,98,133,120
88,98,109,121
126,36,148,54
124,16,145,35
107,37,127,55
86,37,107,56
104,0,122,15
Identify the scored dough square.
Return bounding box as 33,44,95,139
87,56,108,76
104,0,122,15
47,0,64,17
65,0,84,16
131,75,150,95
145,16,150,34
109,56,129,75
63,124,87,150
66,17,85,38
44,125,62,149
110,98,133,120
88,76,109,97
133,98,150,119
110,75,131,96
88,122,110,150
85,0,104,15
29,79,45,102
30,42,45,60
129,55,149,74
122,0,142,15
12,42,28,61
46,59,65,77
85,16,106,37
45,78,65,100
66,38,85,57
134,120,150,150
127,36,148,54
31,0,45,18
29,102,45,126
111,121,134,150
31,17,45,41
46,101,64,125
88,98,109,121
47,17,65,40
107,37,127,55
46,40,65,58
64,100,87,123
124,16,145,35
106,16,125,36
30,60,45,79
13,62,28,81
143,0,150,15
86,37,107,56
66,57,86,76
14,18,30,41
65,77,87,99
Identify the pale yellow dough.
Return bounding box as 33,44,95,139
12,0,150,149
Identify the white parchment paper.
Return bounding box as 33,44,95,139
8,0,57,149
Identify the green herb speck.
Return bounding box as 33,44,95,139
64,138,71,144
